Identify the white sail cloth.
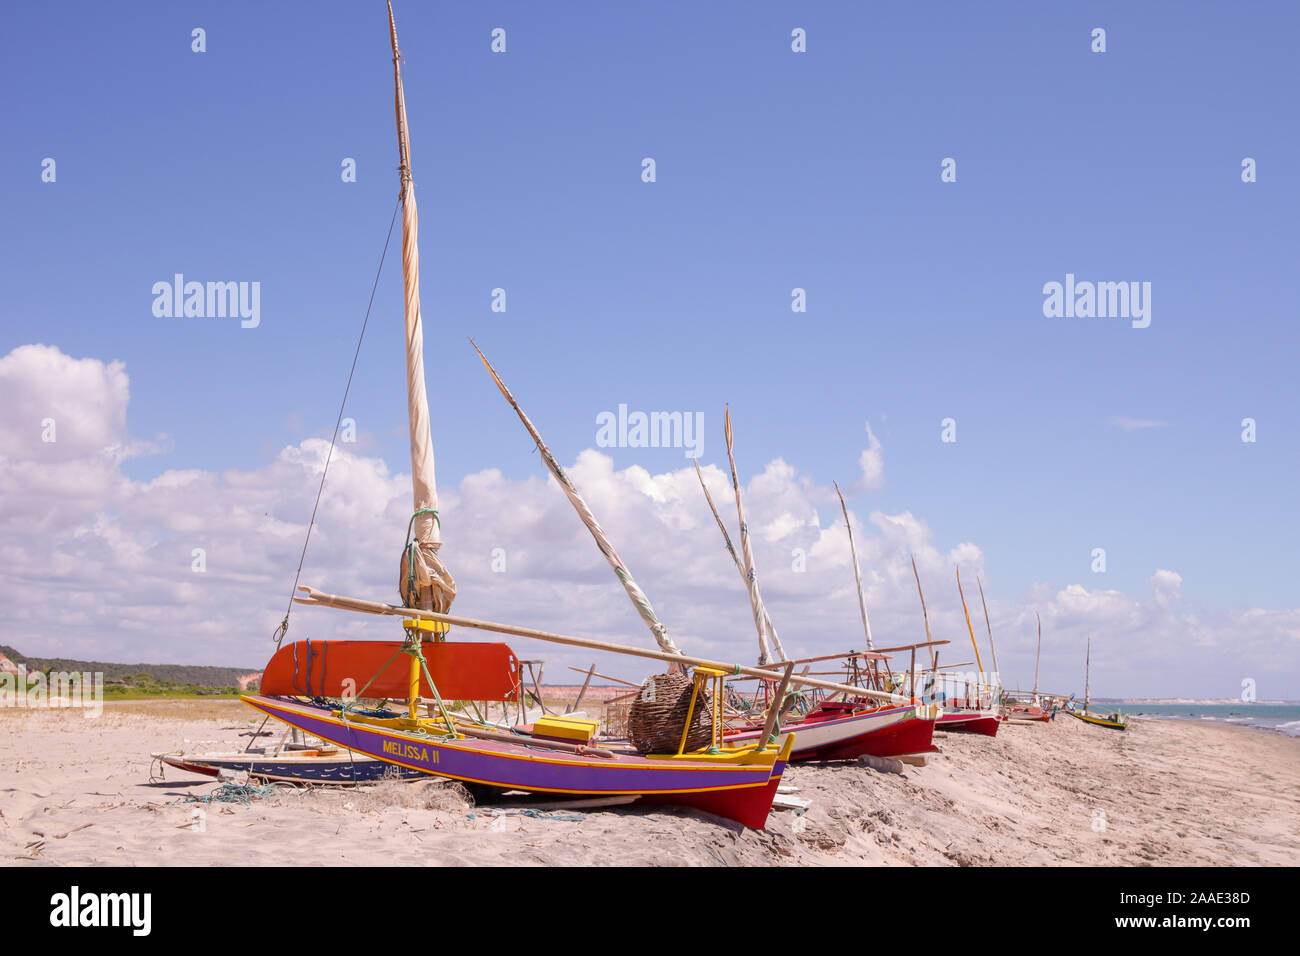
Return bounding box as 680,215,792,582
392,5,454,614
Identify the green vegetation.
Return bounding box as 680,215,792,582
1,646,259,699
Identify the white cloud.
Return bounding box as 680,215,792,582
0,345,1296,699
1110,415,1170,431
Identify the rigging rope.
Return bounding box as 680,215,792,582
274,198,402,647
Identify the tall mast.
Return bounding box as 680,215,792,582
976,576,998,679
471,341,684,667
956,567,984,677
834,481,874,651
910,555,936,667
723,407,786,665
1033,613,1042,698
692,459,782,653
1084,634,1091,713
389,1,454,613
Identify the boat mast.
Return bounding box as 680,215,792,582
692,459,783,654
389,1,454,615
976,576,998,679
1084,634,1091,714
722,407,786,665
910,555,936,668
955,567,985,680
470,342,685,668
1033,613,1042,700
834,481,875,652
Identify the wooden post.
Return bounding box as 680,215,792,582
407,648,420,719
568,663,596,714
757,662,796,750
910,645,916,701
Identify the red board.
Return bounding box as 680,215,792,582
258,640,521,702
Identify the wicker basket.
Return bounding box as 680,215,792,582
628,672,714,754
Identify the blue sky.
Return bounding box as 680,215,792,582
1,2,1296,692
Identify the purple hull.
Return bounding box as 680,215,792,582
241,696,789,828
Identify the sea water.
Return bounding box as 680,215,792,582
1117,703,1300,737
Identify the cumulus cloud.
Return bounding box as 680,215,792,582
1,345,1295,699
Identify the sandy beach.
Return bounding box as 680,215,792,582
2,699,1296,867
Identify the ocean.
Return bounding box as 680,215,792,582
1118,703,1300,737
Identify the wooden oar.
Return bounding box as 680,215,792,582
294,585,908,704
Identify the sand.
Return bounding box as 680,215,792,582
2,699,1296,866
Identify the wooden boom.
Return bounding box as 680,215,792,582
294,586,908,704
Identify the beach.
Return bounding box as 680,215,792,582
2,699,1296,867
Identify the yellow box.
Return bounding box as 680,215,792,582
532,715,599,744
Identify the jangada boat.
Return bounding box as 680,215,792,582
235,3,792,829
152,746,423,785
1066,636,1127,731
469,339,945,767
686,429,940,762
726,698,938,759
924,568,1004,736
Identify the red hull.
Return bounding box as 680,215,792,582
935,713,1000,737
795,715,937,760
650,767,786,829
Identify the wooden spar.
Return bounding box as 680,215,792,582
977,576,999,678
955,567,984,677
910,555,936,667
909,645,916,701
1033,614,1042,698
566,663,596,714
756,648,888,667
1084,634,1091,714
566,665,640,689
691,458,782,658
457,722,615,758
833,480,874,651
469,340,685,668
722,406,786,664
758,662,796,747
294,585,908,703
865,640,949,656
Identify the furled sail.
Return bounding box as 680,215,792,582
692,458,783,655
471,341,684,666
389,3,455,613
723,407,786,665
833,481,874,651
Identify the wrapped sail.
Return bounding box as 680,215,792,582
390,2,455,612
834,480,874,651
723,407,786,665
692,458,783,659
472,342,683,665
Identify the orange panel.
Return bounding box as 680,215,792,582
258,640,521,702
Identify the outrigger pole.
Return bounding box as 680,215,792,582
294,585,909,704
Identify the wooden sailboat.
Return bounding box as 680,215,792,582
237,3,793,829
1004,614,1054,722
916,566,1000,736
686,432,939,759
1067,635,1127,730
